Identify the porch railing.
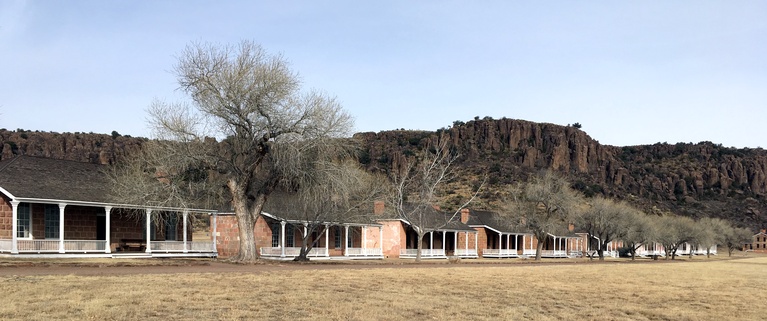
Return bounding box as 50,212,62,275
540,250,568,257
522,249,536,256
482,249,518,257
345,247,382,256
17,240,59,252
259,247,328,257
64,240,106,252
150,241,215,252
454,248,478,257
399,248,446,257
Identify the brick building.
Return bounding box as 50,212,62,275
0,156,218,258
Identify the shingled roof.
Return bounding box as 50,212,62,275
466,209,530,234
0,155,113,203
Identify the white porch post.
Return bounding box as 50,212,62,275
182,210,189,253
379,226,383,255
10,201,19,254
498,233,502,251
145,209,152,253
429,231,434,254
280,221,286,257
344,225,349,257
441,231,445,253
465,231,468,253
58,203,66,253
474,232,478,254
453,231,458,255
507,234,511,252
324,224,329,257
105,206,112,254
362,226,367,256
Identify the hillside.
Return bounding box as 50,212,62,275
2,118,766,229
354,118,767,229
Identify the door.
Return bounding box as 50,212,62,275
96,216,106,241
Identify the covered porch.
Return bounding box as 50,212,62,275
482,228,531,258
258,214,384,260
398,227,478,259
539,233,582,258
0,200,217,258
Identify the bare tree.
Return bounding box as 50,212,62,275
619,209,657,261
696,217,728,258
111,40,353,262
576,196,632,261
389,134,483,262
503,171,581,261
266,158,386,261
722,225,752,257
655,215,696,260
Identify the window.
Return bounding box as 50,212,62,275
347,227,354,248
334,226,342,248
165,214,178,241
17,203,31,238
286,225,294,247
44,205,59,239
270,223,280,247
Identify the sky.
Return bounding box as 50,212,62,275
0,1,765,148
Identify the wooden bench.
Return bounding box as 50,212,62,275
119,239,146,252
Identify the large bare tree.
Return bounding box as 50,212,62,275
503,171,581,261
112,41,353,262
389,134,483,262
655,215,697,260
722,225,752,257
619,209,657,261
575,196,632,261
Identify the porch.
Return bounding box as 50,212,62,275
0,201,217,258
398,229,478,259
482,232,529,258
259,221,384,260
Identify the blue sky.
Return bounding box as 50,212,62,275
1,1,765,147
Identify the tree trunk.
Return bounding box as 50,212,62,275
230,185,263,262
535,236,544,261
295,232,311,262
631,249,636,261
415,231,424,262
597,248,604,261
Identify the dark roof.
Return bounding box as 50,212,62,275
0,156,113,203
387,205,476,232
465,209,529,234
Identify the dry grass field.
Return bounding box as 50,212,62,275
1,256,765,320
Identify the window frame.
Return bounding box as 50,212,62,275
44,204,60,239
286,225,295,247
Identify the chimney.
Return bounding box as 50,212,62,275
460,208,470,224
374,200,385,215
568,223,575,232
761,229,766,234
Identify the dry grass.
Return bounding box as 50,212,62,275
1,257,766,320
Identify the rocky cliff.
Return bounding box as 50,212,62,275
0,129,145,164
355,118,767,229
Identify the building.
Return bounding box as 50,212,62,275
0,156,218,258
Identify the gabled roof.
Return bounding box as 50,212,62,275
466,209,529,234
0,156,215,212
392,205,476,232
0,155,112,203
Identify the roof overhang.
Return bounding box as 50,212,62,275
10,196,217,213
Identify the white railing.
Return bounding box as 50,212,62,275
568,250,583,258
399,248,446,257
64,240,106,252
189,241,215,252
0,239,12,252
637,250,665,257
454,248,478,257
522,249,536,256
540,250,568,257
151,241,185,252
482,249,518,257
259,247,328,257
17,240,59,252
345,248,382,256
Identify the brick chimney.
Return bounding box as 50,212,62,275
460,208,470,224
568,223,575,232
374,200,385,215
761,228,766,234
